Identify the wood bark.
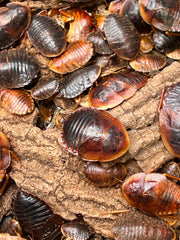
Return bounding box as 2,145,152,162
0,61,180,238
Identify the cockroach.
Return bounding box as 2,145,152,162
0,131,19,197
83,162,127,187
0,216,22,237
0,2,31,49
60,8,96,43
87,31,113,55
139,0,180,32
122,172,180,219
0,49,40,89
153,30,180,54
88,71,147,110
31,77,61,100
59,107,130,161
58,65,101,98
49,41,93,74
104,14,140,60
140,33,154,53
108,0,126,14
0,234,27,240
27,15,66,57
166,49,180,60
120,0,152,34
129,51,167,72
113,211,176,240
159,161,180,183
61,222,91,240
159,82,180,157
0,89,34,115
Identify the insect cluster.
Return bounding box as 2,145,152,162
0,0,180,239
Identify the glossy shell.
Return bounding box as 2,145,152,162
12,191,53,235
31,77,60,100
49,41,93,74
139,0,180,32
88,71,147,109
58,65,101,98
60,8,95,43
0,89,34,115
122,172,180,219
61,107,130,161
0,218,22,237
159,82,180,157
0,2,31,49
104,14,140,60
27,15,66,57
61,222,91,240
0,49,40,89
129,51,167,72
113,211,175,240
84,162,127,187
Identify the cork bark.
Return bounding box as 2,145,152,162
0,61,179,238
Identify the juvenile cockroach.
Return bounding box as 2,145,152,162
31,77,61,100
27,15,66,57
59,107,130,161
113,211,176,240
0,49,40,89
0,89,34,115
88,71,147,110
0,2,31,49
159,82,180,157
129,51,167,72
159,161,180,183
122,172,180,219
60,8,96,43
104,14,140,60
83,162,127,187
49,41,93,74
58,65,101,98
61,221,91,240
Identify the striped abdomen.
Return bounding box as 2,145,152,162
0,49,40,89
49,41,93,74
27,15,66,57
0,89,34,115
61,107,129,161
59,65,101,98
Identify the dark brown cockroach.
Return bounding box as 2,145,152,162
58,65,101,98
12,190,63,239
0,131,18,197
59,107,130,161
49,41,93,74
0,89,34,115
122,172,180,219
153,30,180,54
0,216,22,237
0,49,40,89
86,31,113,55
0,234,27,240
31,77,60,100
104,14,140,60
27,15,66,57
139,0,180,32
60,8,96,43
113,211,176,240
129,51,167,72
120,0,152,34
83,162,127,187
61,222,91,240
159,82,180,157
0,2,31,49
88,71,148,110
159,161,180,183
